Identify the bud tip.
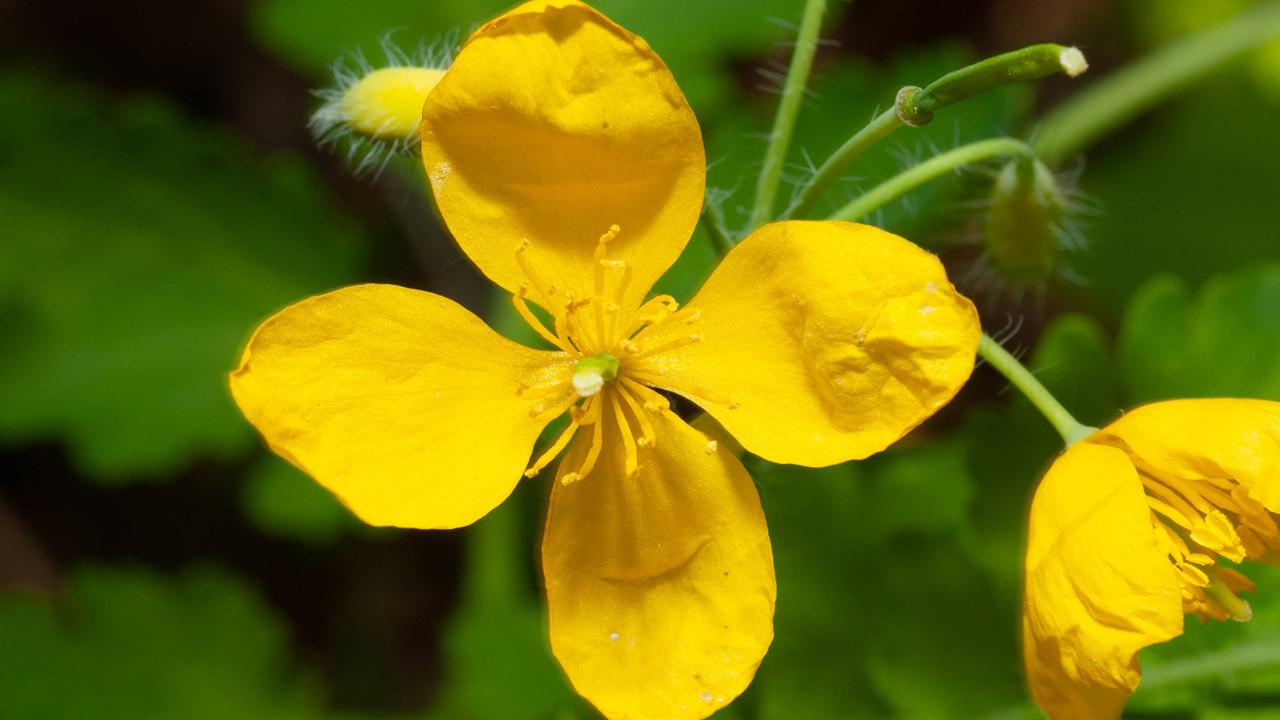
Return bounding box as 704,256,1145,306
1059,47,1088,78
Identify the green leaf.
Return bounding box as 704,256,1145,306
0,75,363,480
242,456,358,544
0,565,322,719
1118,264,1280,403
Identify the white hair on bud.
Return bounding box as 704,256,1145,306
308,29,459,178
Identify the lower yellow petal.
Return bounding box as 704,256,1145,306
1101,398,1280,512
629,220,979,466
543,392,775,719
1023,443,1183,720
230,284,574,529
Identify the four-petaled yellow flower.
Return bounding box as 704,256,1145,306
1023,398,1280,719
231,1,980,717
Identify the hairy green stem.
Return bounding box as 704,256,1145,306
701,200,735,256
787,107,901,219
1035,2,1280,164
978,333,1094,446
749,0,827,230
828,137,1032,222
790,43,1084,218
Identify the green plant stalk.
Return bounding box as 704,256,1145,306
828,137,1033,222
749,0,827,230
790,43,1084,218
787,107,901,219
1034,2,1280,164
463,491,523,608
978,333,1095,446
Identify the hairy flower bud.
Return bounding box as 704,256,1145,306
309,35,454,176
981,157,1076,286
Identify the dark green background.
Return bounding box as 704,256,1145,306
2,0,1279,717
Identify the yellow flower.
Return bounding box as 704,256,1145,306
231,1,979,717
1023,398,1280,719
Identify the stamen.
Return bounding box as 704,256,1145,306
524,397,595,478
616,383,656,449
617,295,680,341
515,240,556,305
609,391,640,478
603,260,631,344
626,371,740,410
563,398,605,485
513,287,573,353
593,225,622,342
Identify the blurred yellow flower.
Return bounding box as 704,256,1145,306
232,1,979,717
1023,398,1280,719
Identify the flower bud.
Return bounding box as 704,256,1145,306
310,35,453,175
981,157,1073,286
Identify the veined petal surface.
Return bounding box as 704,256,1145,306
230,284,574,529
543,393,775,720
630,220,979,467
1100,398,1280,512
420,0,705,312
1023,443,1183,720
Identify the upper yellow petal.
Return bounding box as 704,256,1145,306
543,389,775,720
420,0,705,312
628,220,979,466
1023,442,1183,720
1099,398,1280,512
230,284,574,529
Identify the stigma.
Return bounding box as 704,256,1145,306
572,352,620,397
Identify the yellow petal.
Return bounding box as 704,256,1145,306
420,0,705,312
1100,398,1280,513
543,391,775,720
629,220,979,466
1023,443,1183,720
230,284,574,529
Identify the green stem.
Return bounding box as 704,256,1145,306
462,492,523,608
701,200,734,257
828,137,1032,222
787,108,901,219
749,0,827,230
790,43,1085,218
1034,2,1280,164
978,333,1094,446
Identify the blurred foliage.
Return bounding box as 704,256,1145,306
0,566,325,719
3,0,1280,719
0,75,363,481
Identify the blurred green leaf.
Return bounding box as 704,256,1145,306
1118,264,1280,403
1072,74,1280,318
242,456,357,544
1022,314,1119,427
0,75,362,480
0,565,321,719
1130,566,1280,715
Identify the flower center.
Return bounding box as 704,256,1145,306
1123,449,1280,623
509,226,725,486
572,352,620,397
